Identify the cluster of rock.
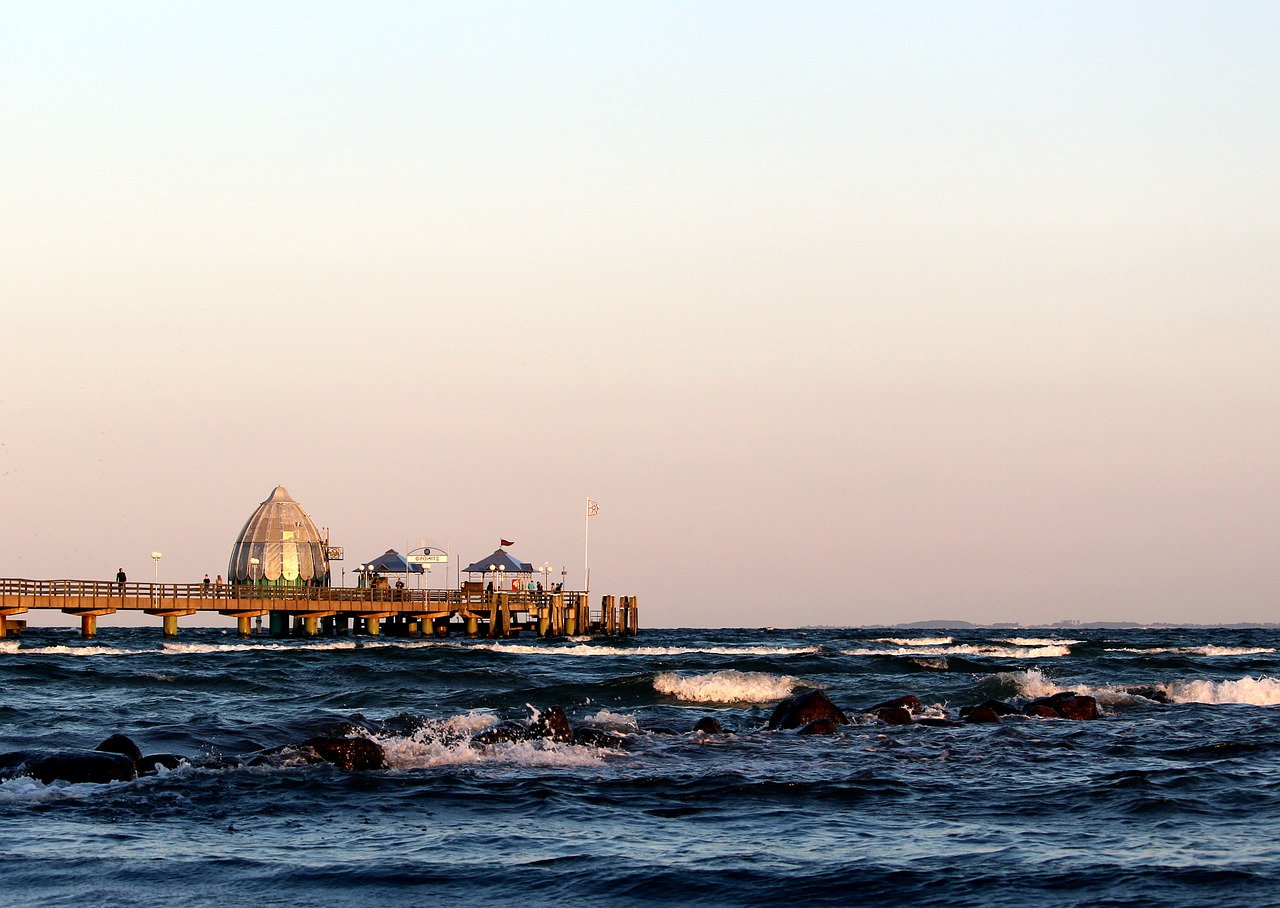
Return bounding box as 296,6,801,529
762,688,1100,734
0,734,183,784
0,689,1100,784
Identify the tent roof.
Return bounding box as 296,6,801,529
359,549,424,573
462,548,534,574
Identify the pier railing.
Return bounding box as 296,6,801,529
0,578,584,614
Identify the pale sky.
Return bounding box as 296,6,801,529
3,2,1277,628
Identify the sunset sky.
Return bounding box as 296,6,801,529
3,2,1277,627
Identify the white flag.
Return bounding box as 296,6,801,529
586,498,599,517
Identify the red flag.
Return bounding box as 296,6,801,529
500,539,515,547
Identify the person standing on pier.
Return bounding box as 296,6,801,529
202,574,212,597
116,567,126,595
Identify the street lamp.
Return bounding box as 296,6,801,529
249,556,260,587
561,567,567,591
150,551,163,584
540,562,551,592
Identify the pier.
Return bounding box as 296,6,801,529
0,579,639,640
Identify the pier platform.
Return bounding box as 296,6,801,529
0,579,638,640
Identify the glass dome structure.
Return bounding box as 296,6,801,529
227,485,330,586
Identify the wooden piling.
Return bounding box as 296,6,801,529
162,615,179,637
81,614,97,638
236,616,251,637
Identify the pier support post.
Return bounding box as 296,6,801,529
630,596,639,635
465,613,479,637
81,614,97,639
367,617,381,636
303,616,319,637
0,616,6,639
565,606,577,636
237,616,251,638
269,612,289,637
162,615,178,637
500,593,511,638
337,615,350,636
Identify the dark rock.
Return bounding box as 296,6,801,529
95,734,143,765
528,706,573,743
473,721,533,746
642,726,679,736
964,707,1002,724
797,718,839,736
959,699,1017,718
24,751,137,784
572,727,627,748
767,690,850,730
301,736,386,771
138,754,185,774
1023,692,1100,720
869,695,922,715
693,717,724,735
915,717,964,728
877,706,915,726
1056,695,1100,721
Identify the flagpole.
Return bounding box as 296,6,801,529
584,497,590,596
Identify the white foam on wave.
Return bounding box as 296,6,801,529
10,645,136,657
653,669,800,704
437,641,821,658
580,709,640,732
0,775,119,803
1158,676,1280,706
1107,646,1276,657
0,641,19,654
375,712,615,770
161,640,360,654
999,638,1083,647
873,637,953,647
843,644,1073,659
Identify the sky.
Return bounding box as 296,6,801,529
2,2,1278,628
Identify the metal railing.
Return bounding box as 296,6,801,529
0,578,588,615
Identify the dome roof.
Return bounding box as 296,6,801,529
227,485,330,584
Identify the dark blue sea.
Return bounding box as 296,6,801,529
4,626,1280,907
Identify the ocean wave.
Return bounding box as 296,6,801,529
373,712,616,769
1107,646,1276,657
998,638,1083,647
438,642,823,658
7,645,138,657
1158,677,1280,706
580,709,640,732
162,641,361,654
844,644,1072,659
0,641,19,655
873,637,953,647
653,670,800,704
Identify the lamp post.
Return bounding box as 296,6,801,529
488,563,496,592
150,551,163,584
540,562,551,592
249,556,260,587
561,567,567,592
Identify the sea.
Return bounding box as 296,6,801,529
3,625,1280,907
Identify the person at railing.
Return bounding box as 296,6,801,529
202,574,212,598
116,568,126,596
215,575,224,598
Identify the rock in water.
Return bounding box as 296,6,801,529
25,751,137,784
301,736,386,771
693,717,724,735
95,734,143,765
473,722,533,746
528,706,573,743
138,754,185,774
869,695,922,715
797,718,839,736
964,706,1002,724
572,727,627,748
767,690,850,730
877,706,914,726
959,699,1018,719
1022,692,1100,720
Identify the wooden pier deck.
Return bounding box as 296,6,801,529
0,579,638,640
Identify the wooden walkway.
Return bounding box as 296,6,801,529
0,579,638,640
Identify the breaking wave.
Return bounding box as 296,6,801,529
1158,676,1280,706
653,670,801,704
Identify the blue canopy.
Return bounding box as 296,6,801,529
462,548,533,574
359,549,424,574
